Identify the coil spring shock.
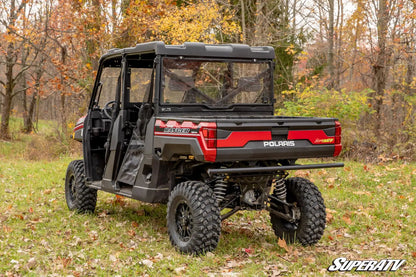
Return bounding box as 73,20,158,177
214,176,227,204
273,173,288,201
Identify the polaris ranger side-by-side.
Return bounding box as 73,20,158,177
65,42,343,255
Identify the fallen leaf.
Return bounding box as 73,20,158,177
344,232,353,238
136,210,145,216
98,211,108,218
327,177,336,185
277,238,289,252
141,259,153,268
226,260,242,268
304,257,316,264
342,214,352,225
174,266,186,274
326,212,334,223
26,257,36,270
128,229,136,237
152,253,163,261
243,247,254,255
89,231,98,241
3,225,12,233
353,191,371,196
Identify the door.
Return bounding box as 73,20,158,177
83,57,122,182
103,55,155,188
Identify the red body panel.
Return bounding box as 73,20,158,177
217,131,272,148
154,120,217,162
287,130,335,144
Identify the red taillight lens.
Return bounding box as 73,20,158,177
335,121,341,144
201,127,217,148
334,121,342,156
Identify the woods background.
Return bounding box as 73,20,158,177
0,0,415,160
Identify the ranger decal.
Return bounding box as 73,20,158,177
163,127,191,134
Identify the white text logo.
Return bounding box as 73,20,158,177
327,257,405,272
263,141,295,147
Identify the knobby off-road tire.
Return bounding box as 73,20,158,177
167,181,221,255
65,160,97,213
270,177,326,245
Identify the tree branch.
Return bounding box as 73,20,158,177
12,86,32,97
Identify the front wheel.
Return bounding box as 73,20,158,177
65,160,97,213
167,181,221,255
270,177,326,245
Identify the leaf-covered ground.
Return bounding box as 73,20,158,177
0,157,415,276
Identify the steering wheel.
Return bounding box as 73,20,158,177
103,100,116,119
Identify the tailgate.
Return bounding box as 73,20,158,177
215,116,341,162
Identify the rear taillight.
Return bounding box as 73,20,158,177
201,127,217,148
334,121,342,156
335,121,341,144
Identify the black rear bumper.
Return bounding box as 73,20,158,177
207,162,344,176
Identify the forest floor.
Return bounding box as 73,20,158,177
0,128,415,276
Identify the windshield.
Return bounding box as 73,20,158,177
161,58,273,107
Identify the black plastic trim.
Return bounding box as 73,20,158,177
207,163,344,175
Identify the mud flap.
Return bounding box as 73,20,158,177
116,132,144,186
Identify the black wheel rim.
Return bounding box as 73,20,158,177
175,201,193,242
68,174,76,204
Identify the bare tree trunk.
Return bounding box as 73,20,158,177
254,0,266,45
1,40,16,139
405,1,415,95
23,59,44,134
0,0,27,139
22,48,30,133
60,46,67,134
240,0,246,43
0,91,12,139
328,0,334,89
372,0,389,134
349,18,360,83
334,0,343,89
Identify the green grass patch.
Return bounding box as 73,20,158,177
0,158,415,275
0,117,81,160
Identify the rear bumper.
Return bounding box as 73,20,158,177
207,162,344,176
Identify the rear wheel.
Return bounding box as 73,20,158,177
270,177,326,245
65,160,97,213
167,181,221,255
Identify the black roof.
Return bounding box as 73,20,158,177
102,41,275,60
